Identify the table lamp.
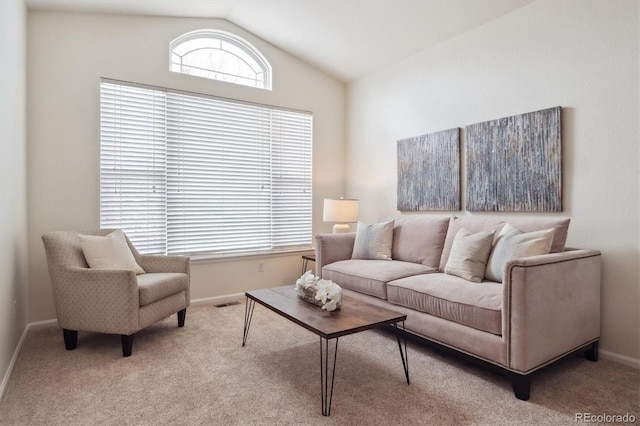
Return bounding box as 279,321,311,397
323,198,359,233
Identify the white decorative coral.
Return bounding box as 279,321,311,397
295,271,342,311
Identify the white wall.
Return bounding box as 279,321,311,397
0,0,28,389
27,11,345,321
346,0,639,361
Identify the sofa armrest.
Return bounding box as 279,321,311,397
315,233,356,277
503,249,601,373
53,266,139,335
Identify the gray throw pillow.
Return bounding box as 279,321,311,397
351,220,394,260
485,224,555,283
444,228,494,282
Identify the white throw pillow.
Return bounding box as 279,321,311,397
444,228,495,283
78,230,145,274
485,224,555,282
351,220,394,260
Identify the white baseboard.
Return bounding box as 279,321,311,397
28,319,58,328
600,349,640,369
0,319,58,399
190,292,245,306
0,327,26,399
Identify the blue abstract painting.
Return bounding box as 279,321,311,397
397,128,460,211
466,106,562,212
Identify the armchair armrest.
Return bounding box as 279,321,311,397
53,266,139,335
315,233,356,277
503,249,601,373
138,255,190,275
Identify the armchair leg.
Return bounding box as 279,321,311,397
177,308,187,327
63,329,78,350
121,334,134,357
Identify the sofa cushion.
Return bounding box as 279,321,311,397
137,272,189,306
352,220,394,260
439,216,571,271
322,259,436,300
444,228,495,283
387,273,503,335
485,224,555,283
391,217,449,268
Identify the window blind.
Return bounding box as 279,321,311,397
100,82,168,254
100,79,312,257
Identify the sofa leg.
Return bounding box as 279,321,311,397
63,329,78,350
177,308,187,327
511,374,531,401
585,341,599,362
121,334,134,357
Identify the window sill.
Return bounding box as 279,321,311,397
189,247,315,264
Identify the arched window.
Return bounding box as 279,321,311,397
170,30,272,90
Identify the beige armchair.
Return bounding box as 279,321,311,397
42,229,190,357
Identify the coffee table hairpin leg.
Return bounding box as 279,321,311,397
242,297,256,347
392,321,410,385
320,337,339,416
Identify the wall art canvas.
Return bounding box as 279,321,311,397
397,128,460,211
466,106,562,212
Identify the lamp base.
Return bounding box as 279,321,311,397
332,223,352,234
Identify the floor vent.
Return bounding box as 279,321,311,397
214,301,241,308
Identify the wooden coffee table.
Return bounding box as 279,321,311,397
242,285,409,416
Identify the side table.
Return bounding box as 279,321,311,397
301,254,315,274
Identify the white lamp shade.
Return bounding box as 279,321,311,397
323,198,359,223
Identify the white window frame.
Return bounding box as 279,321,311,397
100,78,312,258
170,29,272,90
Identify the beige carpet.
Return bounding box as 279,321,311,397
1,300,638,425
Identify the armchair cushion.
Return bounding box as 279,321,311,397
137,272,190,306
78,230,145,274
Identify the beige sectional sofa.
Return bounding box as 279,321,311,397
315,216,601,400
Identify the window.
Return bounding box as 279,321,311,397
170,30,272,90
100,79,312,257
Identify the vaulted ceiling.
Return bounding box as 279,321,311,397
26,0,536,82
